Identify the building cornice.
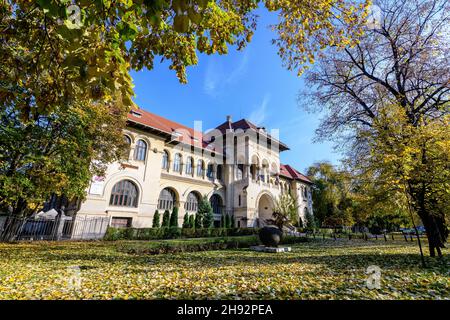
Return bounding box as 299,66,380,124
160,173,219,188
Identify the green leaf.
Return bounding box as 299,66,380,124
173,14,189,33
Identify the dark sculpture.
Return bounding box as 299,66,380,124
259,225,283,247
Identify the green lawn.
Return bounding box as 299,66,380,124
0,239,448,299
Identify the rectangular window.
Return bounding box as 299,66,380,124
197,162,204,177
111,217,132,228
207,165,215,180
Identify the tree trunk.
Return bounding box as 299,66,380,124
0,198,29,242
415,202,447,258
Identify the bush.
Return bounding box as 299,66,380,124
116,234,309,255
182,213,190,228
104,227,127,241
118,236,261,255
188,214,195,228
199,196,214,228
194,212,203,229
281,235,309,244
104,226,260,241
169,207,179,227
166,226,181,239
225,214,231,228
305,210,317,230
162,210,170,228
134,228,164,240
152,210,160,228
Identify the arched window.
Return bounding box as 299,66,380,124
134,139,147,161
158,188,177,211
207,163,215,180
197,160,204,177
109,180,139,207
261,160,269,182
303,186,308,198
185,157,193,175
210,194,223,215
162,150,169,170
123,135,132,159
173,153,182,173
184,192,199,212
271,163,278,176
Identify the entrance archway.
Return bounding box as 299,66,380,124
257,193,275,223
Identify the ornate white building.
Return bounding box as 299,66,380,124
77,109,313,228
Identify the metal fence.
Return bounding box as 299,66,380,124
0,215,110,242
70,216,110,240
304,230,429,242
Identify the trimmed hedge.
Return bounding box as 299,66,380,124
104,226,259,241
118,236,260,255
117,235,308,255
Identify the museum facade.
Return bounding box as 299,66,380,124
77,108,313,228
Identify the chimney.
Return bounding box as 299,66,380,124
226,115,232,122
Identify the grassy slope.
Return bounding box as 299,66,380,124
0,239,448,299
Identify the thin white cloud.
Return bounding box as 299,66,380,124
203,59,222,97
225,50,249,84
249,93,271,126
203,49,250,97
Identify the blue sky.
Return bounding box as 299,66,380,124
130,6,341,173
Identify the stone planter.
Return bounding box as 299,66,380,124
258,225,283,247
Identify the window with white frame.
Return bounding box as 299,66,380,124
158,188,177,211
197,159,204,177
123,135,131,159
162,150,169,169
207,163,215,180
109,180,139,207
134,139,147,161
185,157,193,175
184,192,199,212
173,153,182,173
210,194,223,215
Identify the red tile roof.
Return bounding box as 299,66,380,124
127,108,214,151
126,109,308,182
280,164,312,184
